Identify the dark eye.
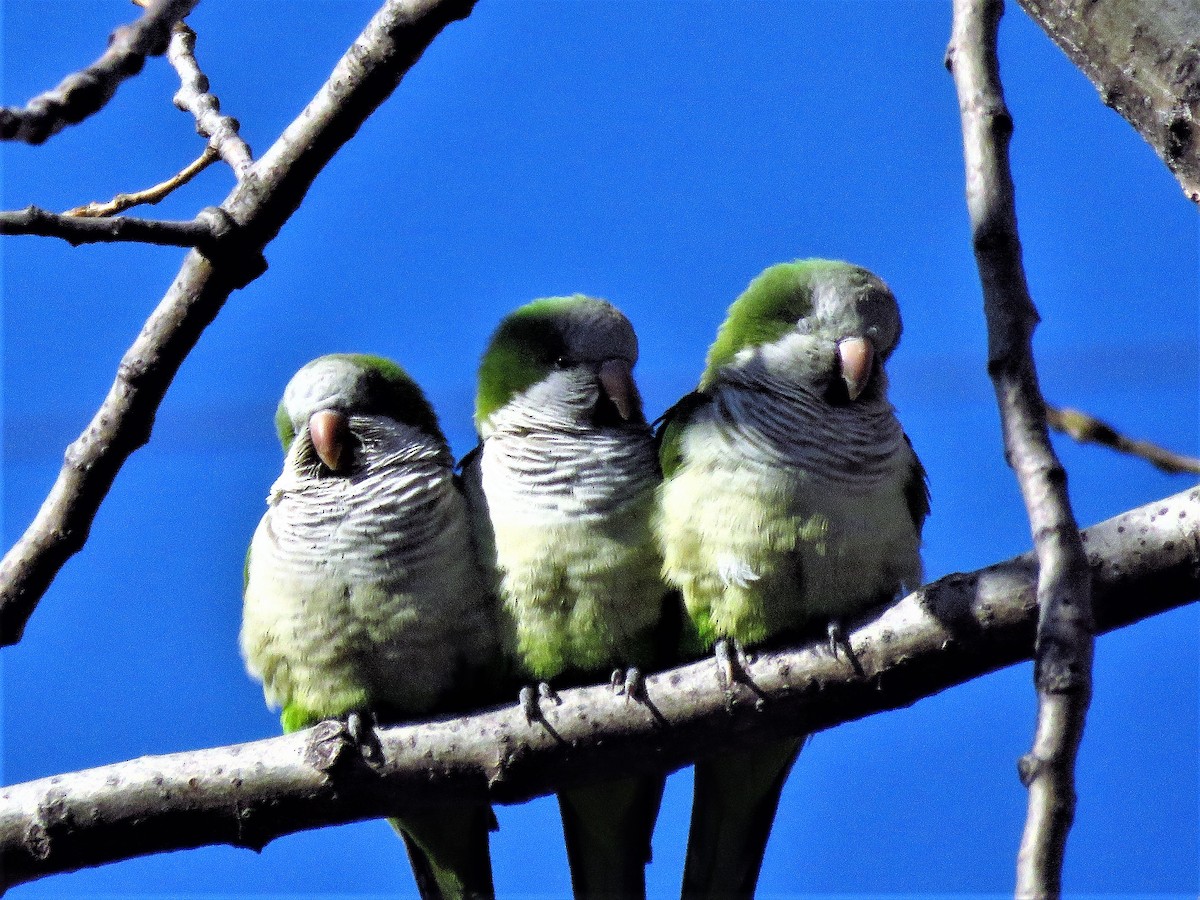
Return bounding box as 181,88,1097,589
552,356,570,369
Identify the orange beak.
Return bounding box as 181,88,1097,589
838,337,874,401
308,409,350,471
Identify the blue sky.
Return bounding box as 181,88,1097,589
2,1,1197,897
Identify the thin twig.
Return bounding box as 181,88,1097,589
0,0,200,144
0,485,1194,890
165,21,254,175
0,0,479,648
64,148,219,218
948,1,1096,897
1046,403,1200,476
0,204,221,248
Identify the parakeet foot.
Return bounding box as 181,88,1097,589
520,682,561,724
827,620,845,657
713,637,751,711
611,666,645,702
344,709,383,762
827,620,865,676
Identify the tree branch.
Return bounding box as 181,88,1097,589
64,148,220,218
1016,0,1200,204
0,0,200,144
948,1,1096,896
0,0,479,648
164,20,254,175
1047,403,1200,476
0,487,1195,891
0,205,222,248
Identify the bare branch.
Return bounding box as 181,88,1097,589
948,1,1096,896
1047,403,1200,476
0,487,1195,891
0,0,200,144
64,148,220,218
166,21,253,175
1016,0,1200,204
0,0,479,648
0,205,221,248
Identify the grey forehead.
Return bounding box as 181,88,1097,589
562,299,639,363
283,357,369,422
811,268,902,353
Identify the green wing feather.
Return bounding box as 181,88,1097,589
654,390,710,479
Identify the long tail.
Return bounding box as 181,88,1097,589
558,772,667,899
681,735,805,900
390,804,497,900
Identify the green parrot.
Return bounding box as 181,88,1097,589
657,260,928,898
241,353,499,900
460,296,672,900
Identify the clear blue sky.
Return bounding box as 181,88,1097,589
2,1,1197,897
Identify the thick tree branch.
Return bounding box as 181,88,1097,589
0,0,200,144
0,488,1195,891
948,1,1096,897
0,0,479,648
1047,403,1200,476
1016,0,1200,203
0,205,222,248
64,148,220,218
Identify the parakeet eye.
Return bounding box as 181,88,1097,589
552,356,571,369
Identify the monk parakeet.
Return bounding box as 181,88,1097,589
461,296,671,899
657,260,928,898
241,353,498,900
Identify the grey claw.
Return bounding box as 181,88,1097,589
611,668,624,694
827,620,845,657
714,637,744,693
623,667,645,702
827,620,865,676
520,686,540,723
345,710,381,761
521,683,561,724
713,638,752,712
714,638,733,692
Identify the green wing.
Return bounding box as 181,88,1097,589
654,390,710,479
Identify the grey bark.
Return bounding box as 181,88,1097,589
0,0,200,144
1017,0,1200,203
948,1,1096,896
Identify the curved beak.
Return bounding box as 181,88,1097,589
598,358,638,421
838,337,874,401
308,409,350,472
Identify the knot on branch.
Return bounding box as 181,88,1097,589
1164,108,1194,162
52,73,111,126
1033,646,1093,695
194,207,268,289
195,207,266,278
1017,752,1043,788
24,786,72,862
304,720,367,775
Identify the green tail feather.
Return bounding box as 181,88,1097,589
681,736,805,900
558,773,667,900
389,805,498,900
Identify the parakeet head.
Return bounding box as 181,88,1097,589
701,259,902,404
474,295,645,435
275,353,445,473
